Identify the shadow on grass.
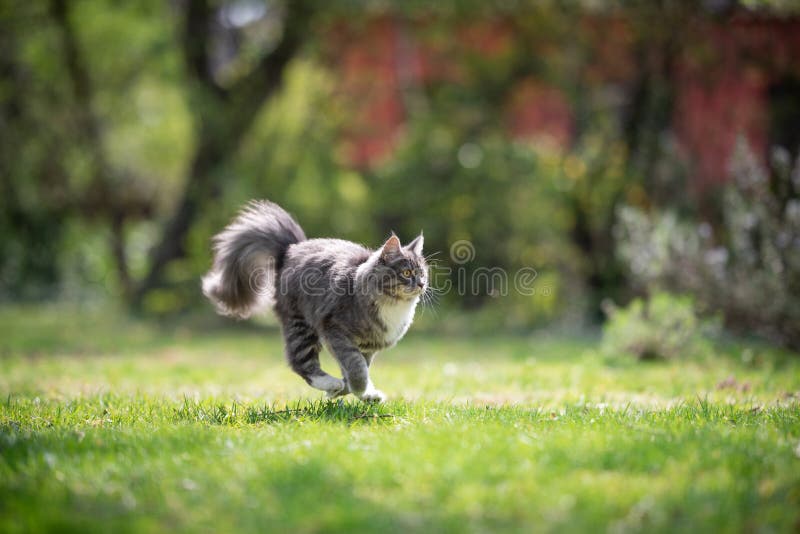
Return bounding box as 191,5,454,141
174,398,403,426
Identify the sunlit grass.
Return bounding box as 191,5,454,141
1,305,799,532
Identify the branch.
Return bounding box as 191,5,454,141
50,0,104,164
49,0,134,293
131,1,312,308
181,0,225,96
226,0,311,131
110,212,132,296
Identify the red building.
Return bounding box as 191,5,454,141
327,9,800,191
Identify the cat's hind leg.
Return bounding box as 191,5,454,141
323,330,386,403
282,315,345,398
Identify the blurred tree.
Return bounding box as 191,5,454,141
4,0,795,333
350,3,640,322
0,3,72,300
49,0,151,297
134,0,310,307
15,0,311,308
615,142,800,350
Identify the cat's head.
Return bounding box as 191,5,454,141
371,233,427,300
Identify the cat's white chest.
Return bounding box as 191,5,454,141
378,297,419,346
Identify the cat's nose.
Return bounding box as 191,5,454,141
417,281,424,289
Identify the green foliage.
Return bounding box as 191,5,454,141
601,292,718,361
372,119,573,319
230,61,372,243
0,0,641,326
6,0,784,342
616,142,800,350
366,87,632,325
0,0,188,300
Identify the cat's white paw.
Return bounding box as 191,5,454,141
324,382,347,399
359,388,386,403
311,375,346,399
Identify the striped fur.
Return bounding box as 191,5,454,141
203,200,427,401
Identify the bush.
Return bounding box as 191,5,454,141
615,141,800,350
601,292,718,361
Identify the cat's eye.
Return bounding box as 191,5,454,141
402,269,412,278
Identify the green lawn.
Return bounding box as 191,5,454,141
1,305,799,533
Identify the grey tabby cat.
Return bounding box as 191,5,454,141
202,200,427,402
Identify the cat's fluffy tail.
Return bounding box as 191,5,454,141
202,200,306,319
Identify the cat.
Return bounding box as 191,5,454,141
202,200,427,402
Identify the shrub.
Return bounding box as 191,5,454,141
615,141,800,351
601,292,718,361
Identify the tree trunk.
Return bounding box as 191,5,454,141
49,0,309,310
129,0,310,309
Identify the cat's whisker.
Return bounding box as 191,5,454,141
420,286,441,313
420,289,440,318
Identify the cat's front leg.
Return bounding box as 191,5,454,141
359,352,385,402
359,384,386,403
323,331,385,402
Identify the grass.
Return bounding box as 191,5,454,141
1,305,799,533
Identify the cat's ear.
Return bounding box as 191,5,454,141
381,233,402,258
405,232,424,255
